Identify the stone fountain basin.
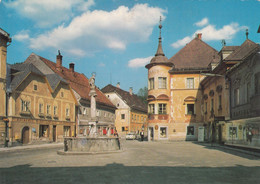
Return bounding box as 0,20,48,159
57,137,121,155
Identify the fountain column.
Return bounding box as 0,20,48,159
89,73,97,136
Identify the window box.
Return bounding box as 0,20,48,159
53,115,59,120
46,114,52,119
65,116,70,121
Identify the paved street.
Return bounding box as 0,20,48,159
1,141,260,184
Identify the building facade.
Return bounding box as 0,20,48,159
25,52,116,137
0,28,12,146
146,22,220,141
102,84,148,137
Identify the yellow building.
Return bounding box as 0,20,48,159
0,28,11,146
5,60,77,146
102,84,147,137
146,22,220,141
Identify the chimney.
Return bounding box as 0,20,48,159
69,63,75,72
197,33,202,40
116,82,120,89
56,50,63,70
129,87,133,95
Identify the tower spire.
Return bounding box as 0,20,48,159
155,16,165,56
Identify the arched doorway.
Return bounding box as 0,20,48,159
22,126,30,144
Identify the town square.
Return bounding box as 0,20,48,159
0,0,260,183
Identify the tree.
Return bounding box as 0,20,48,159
137,87,148,105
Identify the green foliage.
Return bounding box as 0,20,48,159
137,87,148,105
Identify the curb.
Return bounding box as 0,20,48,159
57,149,124,155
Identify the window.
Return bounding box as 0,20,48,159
187,104,194,115
60,91,64,98
121,114,125,120
34,84,37,91
204,102,208,114
246,82,251,103
187,126,194,135
234,88,239,106
158,77,167,89
66,108,70,117
255,73,260,94
160,127,167,138
83,108,87,115
149,78,154,90
64,126,70,137
39,103,43,114
218,95,222,110
47,105,51,115
54,106,57,116
96,110,100,117
122,127,125,131
158,103,167,114
21,100,30,112
229,126,237,138
210,99,214,112
149,104,155,114
186,78,194,89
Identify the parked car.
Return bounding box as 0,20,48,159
126,132,136,140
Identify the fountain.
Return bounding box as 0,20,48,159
58,73,121,155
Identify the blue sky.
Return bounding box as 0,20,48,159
1,0,260,93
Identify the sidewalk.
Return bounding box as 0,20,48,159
198,142,260,157
0,142,63,153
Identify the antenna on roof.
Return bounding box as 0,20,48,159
246,29,249,39
159,16,162,39
58,50,61,55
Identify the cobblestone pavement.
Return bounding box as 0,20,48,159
0,140,260,184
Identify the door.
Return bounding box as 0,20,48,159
53,125,56,142
148,127,154,141
22,126,30,144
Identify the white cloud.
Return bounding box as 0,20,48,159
171,36,192,49
4,0,95,27
13,30,30,41
128,56,153,68
194,18,209,27
172,20,246,48
29,4,166,56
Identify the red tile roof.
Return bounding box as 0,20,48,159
35,54,115,109
169,38,220,69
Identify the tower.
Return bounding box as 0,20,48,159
145,18,174,141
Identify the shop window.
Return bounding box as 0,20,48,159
64,126,70,137
187,104,194,115
187,126,194,135
39,125,49,138
149,78,154,90
149,104,155,114
229,126,237,138
160,127,167,138
158,77,167,89
158,103,167,114
186,78,194,89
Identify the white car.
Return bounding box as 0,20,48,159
126,133,136,140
